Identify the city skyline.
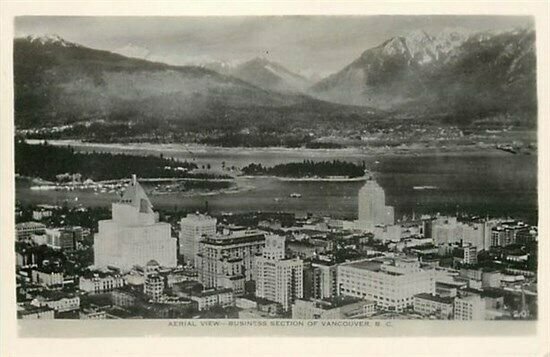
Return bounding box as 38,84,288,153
15,174,538,322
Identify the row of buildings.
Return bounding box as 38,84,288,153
16,175,536,320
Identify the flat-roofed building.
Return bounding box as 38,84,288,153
79,273,125,294
454,293,485,320
111,287,140,308
57,226,83,251
292,297,376,319
31,292,80,313
179,213,217,267
413,293,454,319
189,287,235,311
435,282,459,298
311,261,338,300
17,304,55,320
32,209,53,221
481,271,502,289
197,228,265,295
80,306,107,320
31,268,64,287
16,222,46,241
338,257,435,312
256,235,304,311
432,217,463,245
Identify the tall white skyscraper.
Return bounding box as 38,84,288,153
256,234,303,311
179,213,217,267
357,180,394,227
94,175,177,272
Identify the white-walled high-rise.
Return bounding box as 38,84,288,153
256,234,303,311
357,180,394,227
179,213,217,267
94,175,177,272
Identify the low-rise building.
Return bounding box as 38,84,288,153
435,282,461,298
31,292,80,313
292,297,376,319
79,273,125,294
189,288,235,311
32,209,53,221
16,222,46,241
413,293,454,319
453,244,477,265
111,287,140,308
80,306,107,319
235,297,258,309
31,269,64,287
481,271,502,289
166,269,198,288
17,304,55,319
454,294,485,320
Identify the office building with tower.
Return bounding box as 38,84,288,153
196,227,265,295
256,234,304,311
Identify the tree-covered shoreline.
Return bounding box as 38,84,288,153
15,140,229,181
241,160,366,178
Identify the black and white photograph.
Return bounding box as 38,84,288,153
1,2,548,353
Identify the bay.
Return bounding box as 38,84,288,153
17,141,538,224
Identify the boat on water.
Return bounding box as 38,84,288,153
413,186,438,190
289,193,302,198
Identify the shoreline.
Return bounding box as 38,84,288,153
240,175,368,182
23,139,531,158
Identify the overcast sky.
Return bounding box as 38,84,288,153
15,16,533,78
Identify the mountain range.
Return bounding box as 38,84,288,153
14,34,374,133
311,28,537,122
201,57,312,94
13,28,537,134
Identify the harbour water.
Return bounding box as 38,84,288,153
16,141,538,223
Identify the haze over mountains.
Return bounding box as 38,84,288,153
15,34,372,133
13,27,537,134
311,27,537,122
202,57,312,94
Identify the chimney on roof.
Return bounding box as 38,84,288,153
132,174,137,185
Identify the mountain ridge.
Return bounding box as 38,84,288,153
310,27,537,122
13,35,379,135
201,56,311,94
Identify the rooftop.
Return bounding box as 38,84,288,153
37,290,76,301
17,303,54,316
414,293,454,305
16,222,46,230
182,213,216,222
308,296,370,310
191,288,233,298
201,231,265,246
347,260,383,271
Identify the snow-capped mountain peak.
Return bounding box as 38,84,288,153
25,34,76,47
